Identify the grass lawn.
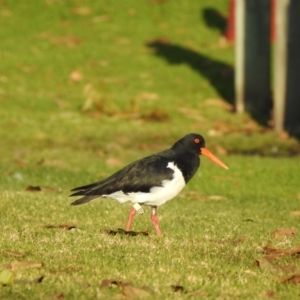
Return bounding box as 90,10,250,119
0,1,300,299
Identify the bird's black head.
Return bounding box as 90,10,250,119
172,133,228,169
172,133,206,154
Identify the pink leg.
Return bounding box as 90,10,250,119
126,207,137,231
151,206,162,236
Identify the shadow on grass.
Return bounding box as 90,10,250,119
202,7,227,36
146,39,234,105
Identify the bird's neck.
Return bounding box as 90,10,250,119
173,150,200,183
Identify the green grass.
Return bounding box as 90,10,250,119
0,1,300,299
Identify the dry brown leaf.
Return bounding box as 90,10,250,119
255,258,296,274
101,279,154,298
70,70,84,82
215,145,228,155
122,284,153,299
263,245,300,256
25,185,56,192
3,250,27,258
186,290,209,297
25,185,41,192
54,293,65,299
271,228,297,238
142,109,169,122
106,158,122,167
290,211,300,216
265,291,275,298
32,275,45,284
147,37,170,45
10,261,43,271
45,225,76,230
277,131,290,141
12,159,27,166
280,274,300,284
216,236,246,245
171,285,185,292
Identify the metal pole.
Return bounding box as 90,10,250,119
274,0,289,132
235,0,245,113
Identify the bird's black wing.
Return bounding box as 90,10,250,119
70,154,174,205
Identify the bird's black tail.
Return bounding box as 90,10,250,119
69,182,103,205
71,195,100,205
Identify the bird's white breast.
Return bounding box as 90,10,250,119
103,162,186,206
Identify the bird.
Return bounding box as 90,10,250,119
70,133,228,235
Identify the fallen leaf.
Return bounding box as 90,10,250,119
263,245,300,256
12,159,27,166
106,157,122,167
10,261,43,271
215,145,228,155
32,275,45,284
70,70,84,82
142,108,169,122
100,280,154,299
277,131,289,141
256,257,297,275
280,274,300,284
104,228,148,236
0,270,14,286
54,293,65,299
290,211,300,216
45,225,76,230
171,285,185,292
186,290,208,297
147,37,170,45
255,258,283,274
266,290,275,298
122,284,153,299
216,236,246,245
25,185,56,192
3,250,27,258
271,228,297,238
25,185,41,192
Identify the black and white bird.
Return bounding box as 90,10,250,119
70,133,228,235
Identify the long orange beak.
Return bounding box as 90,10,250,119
201,148,228,169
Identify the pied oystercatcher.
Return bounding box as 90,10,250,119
70,133,228,235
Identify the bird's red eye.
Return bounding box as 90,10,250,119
194,138,200,144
